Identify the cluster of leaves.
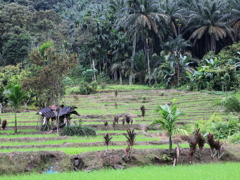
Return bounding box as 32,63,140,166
2,34,30,66
124,128,137,147
2,0,240,97
78,81,98,95
228,132,240,144
104,133,112,150
187,41,240,91
214,95,240,114
151,99,187,154
82,69,98,82
60,125,96,137
22,41,77,106
195,113,240,139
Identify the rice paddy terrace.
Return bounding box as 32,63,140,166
0,89,224,151
0,89,222,133
2,89,239,175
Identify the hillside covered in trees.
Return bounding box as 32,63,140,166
0,0,240,106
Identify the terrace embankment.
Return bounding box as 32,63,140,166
0,146,239,176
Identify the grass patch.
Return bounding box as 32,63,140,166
0,144,192,154
1,163,239,180
0,136,161,146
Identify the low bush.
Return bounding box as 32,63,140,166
209,119,239,139
195,113,240,139
60,125,96,137
78,81,97,95
228,133,240,144
214,95,240,114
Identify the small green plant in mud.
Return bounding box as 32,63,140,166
124,128,137,158
103,133,112,152
162,154,173,163
142,96,147,100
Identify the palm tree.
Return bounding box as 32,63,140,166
161,36,193,86
110,31,132,84
159,0,187,37
186,0,234,55
151,99,186,155
111,61,126,84
116,0,170,85
228,0,240,40
4,84,28,134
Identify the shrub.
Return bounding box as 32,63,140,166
209,119,239,139
194,113,223,134
195,113,240,139
78,82,94,95
214,95,240,114
63,76,74,86
82,69,98,82
91,81,98,92
228,133,240,144
60,125,96,137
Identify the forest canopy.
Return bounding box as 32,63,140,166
0,0,240,105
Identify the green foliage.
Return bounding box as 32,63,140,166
179,123,194,134
2,34,30,66
63,76,75,86
214,95,240,114
4,84,28,110
203,42,240,67
210,119,239,139
195,113,240,139
60,125,96,137
3,84,28,133
22,43,77,107
151,99,186,154
91,81,98,92
39,41,54,57
228,133,240,144
82,69,98,82
191,42,240,91
69,65,85,78
97,72,111,87
78,81,96,95
188,64,239,91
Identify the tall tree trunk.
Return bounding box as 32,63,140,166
14,110,17,134
169,135,172,155
210,34,216,53
147,51,151,85
119,69,122,85
129,32,137,85
114,70,118,81
92,59,96,82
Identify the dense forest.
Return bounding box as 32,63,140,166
0,0,240,106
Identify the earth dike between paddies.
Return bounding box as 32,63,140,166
0,146,240,176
